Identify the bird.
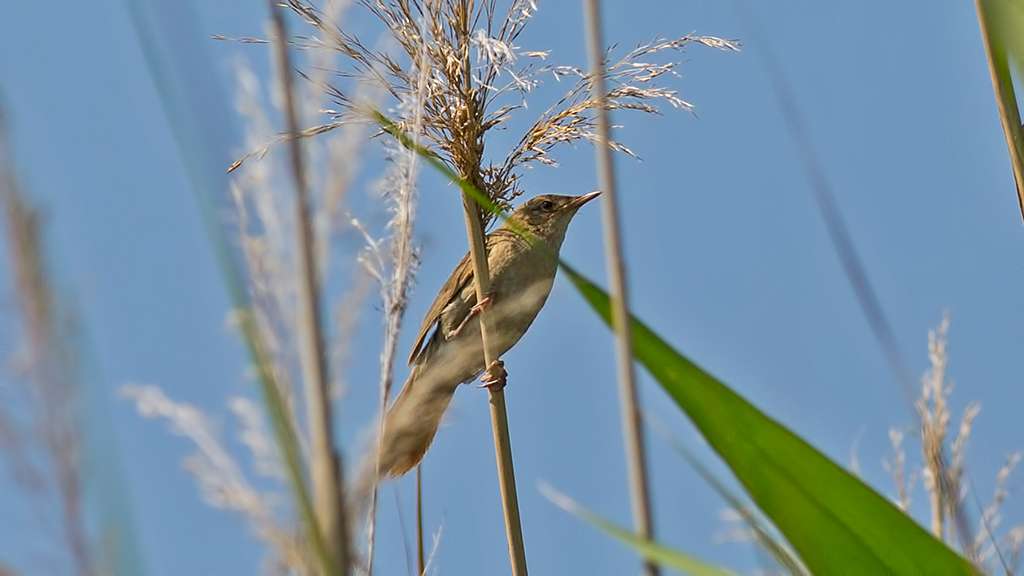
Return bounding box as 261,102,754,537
360,191,600,487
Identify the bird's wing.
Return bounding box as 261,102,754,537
408,250,476,366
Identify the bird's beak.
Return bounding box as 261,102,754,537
567,190,601,210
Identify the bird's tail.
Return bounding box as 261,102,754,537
350,365,460,515
380,367,457,478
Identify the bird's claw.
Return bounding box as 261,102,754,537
451,294,494,338
469,296,492,315
478,360,507,390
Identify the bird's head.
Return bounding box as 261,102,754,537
504,191,601,250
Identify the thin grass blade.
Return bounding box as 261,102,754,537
541,484,737,576
651,423,809,576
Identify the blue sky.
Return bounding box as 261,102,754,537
1,0,1022,575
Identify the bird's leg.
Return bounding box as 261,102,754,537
479,360,507,390
450,293,494,339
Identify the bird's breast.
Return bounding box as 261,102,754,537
486,239,558,354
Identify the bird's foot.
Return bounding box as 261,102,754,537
451,294,494,338
469,295,492,315
478,360,507,390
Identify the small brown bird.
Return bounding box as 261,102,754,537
365,191,600,483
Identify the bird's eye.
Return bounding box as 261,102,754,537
539,200,555,211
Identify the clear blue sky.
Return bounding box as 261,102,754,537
1,0,1021,574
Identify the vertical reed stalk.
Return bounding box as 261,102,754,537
268,3,349,571
582,2,658,575
460,193,529,575
417,465,425,575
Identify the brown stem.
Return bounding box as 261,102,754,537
448,1,527,572
268,3,349,572
582,1,658,575
460,191,528,575
417,464,425,575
